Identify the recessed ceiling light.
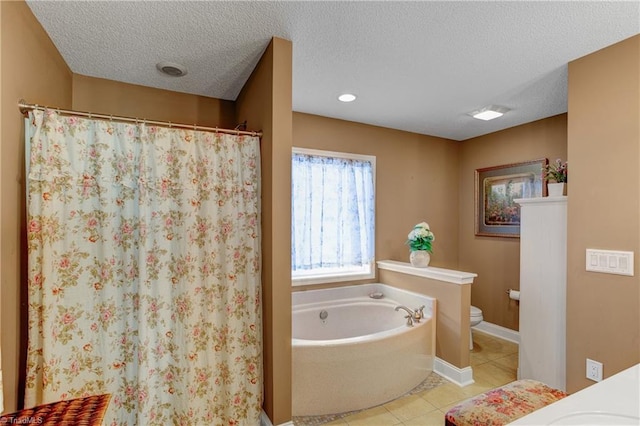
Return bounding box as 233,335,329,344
156,61,188,77
469,105,509,121
338,93,357,102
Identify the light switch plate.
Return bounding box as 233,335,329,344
586,249,634,276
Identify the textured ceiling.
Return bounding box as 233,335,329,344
26,1,640,141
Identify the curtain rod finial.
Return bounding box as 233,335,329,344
18,99,29,115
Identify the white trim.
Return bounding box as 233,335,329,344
473,321,520,344
377,260,477,285
434,357,475,387
292,263,375,286
515,196,567,205
292,146,376,164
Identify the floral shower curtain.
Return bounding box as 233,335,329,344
25,109,262,425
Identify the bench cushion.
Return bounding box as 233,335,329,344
445,379,567,426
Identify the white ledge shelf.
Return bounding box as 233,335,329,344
515,196,567,205
377,260,477,285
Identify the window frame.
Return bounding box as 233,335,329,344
291,147,376,286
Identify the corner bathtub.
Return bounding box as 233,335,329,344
292,283,436,416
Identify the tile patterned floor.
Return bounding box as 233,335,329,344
293,331,519,426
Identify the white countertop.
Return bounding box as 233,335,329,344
510,363,640,425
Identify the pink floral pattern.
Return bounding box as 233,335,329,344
25,110,262,425
445,379,567,426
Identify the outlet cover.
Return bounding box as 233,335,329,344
586,358,603,382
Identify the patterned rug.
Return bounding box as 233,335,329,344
292,372,448,426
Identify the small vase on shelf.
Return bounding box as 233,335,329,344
547,182,566,197
410,250,431,268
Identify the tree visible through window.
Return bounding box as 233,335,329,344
292,148,375,284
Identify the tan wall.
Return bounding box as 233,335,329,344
458,115,568,331
379,270,471,368
236,38,293,425
0,0,73,411
566,35,640,393
292,113,461,271
72,75,236,129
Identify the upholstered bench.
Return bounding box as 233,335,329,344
445,379,567,426
0,394,111,426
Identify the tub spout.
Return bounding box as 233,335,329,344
395,305,415,327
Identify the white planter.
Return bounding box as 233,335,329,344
547,182,566,197
409,250,431,268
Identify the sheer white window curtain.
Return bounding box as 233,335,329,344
292,150,375,282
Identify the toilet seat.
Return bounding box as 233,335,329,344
470,305,483,318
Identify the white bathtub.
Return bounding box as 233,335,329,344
292,283,436,416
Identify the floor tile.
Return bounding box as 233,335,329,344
418,383,469,408
323,419,348,425
459,381,494,398
492,352,519,374
472,331,518,360
383,394,437,422
341,405,401,425
469,349,492,366
402,409,446,426
472,360,517,387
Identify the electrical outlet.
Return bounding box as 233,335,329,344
586,358,603,382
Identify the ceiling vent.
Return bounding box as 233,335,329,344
156,62,187,77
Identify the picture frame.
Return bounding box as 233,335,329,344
475,158,548,238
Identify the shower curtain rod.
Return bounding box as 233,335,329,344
18,100,262,137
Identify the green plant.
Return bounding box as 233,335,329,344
406,222,435,253
543,159,568,183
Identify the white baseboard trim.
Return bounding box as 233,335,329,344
434,357,474,387
473,321,520,344
260,410,293,426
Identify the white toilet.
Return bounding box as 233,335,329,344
470,305,483,350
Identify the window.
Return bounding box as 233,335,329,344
292,148,375,285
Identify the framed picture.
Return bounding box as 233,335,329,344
475,158,548,238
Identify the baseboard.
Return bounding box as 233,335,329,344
473,320,520,344
434,357,474,387
260,410,294,426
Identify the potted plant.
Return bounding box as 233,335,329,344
543,159,568,196
406,222,435,267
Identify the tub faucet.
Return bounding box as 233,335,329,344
395,305,415,327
